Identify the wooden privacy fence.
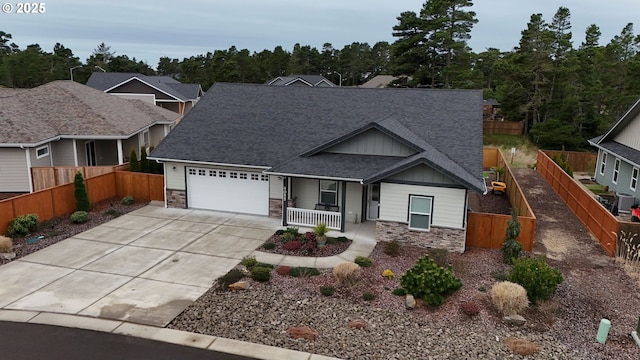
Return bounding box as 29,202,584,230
542,150,598,173
31,165,129,192
0,171,163,236
483,120,524,135
466,148,536,251
536,150,618,255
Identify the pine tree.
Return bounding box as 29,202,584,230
140,146,149,173
501,208,522,264
73,171,90,212
128,148,139,172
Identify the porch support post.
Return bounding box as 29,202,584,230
340,180,346,232
282,176,289,227
117,139,124,165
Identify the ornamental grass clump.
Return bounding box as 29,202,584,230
0,236,13,253
399,255,462,307
333,262,361,287
490,281,529,315
509,256,563,304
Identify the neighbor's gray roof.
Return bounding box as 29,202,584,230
86,72,202,101
0,80,180,145
588,137,640,168
150,83,484,192
267,75,336,87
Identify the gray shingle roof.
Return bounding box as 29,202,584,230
150,83,484,192
0,81,180,145
86,72,202,101
592,140,640,167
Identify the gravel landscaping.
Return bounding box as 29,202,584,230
3,170,640,359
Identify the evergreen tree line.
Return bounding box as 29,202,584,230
1,1,639,150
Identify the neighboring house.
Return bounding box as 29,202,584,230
149,83,486,252
588,97,640,211
0,81,181,193
86,72,203,115
266,75,336,87
359,75,400,89
483,99,501,120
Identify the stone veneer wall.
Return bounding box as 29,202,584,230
376,220,466,253
269,198,297,218
166,189,186,208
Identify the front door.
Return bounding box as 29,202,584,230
367,183,380,220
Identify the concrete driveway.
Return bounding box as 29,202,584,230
0,203,280,327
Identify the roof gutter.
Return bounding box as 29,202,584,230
263,170,362,182
147,157,271,170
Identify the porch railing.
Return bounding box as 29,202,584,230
286,207,341,230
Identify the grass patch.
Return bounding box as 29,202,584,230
483,134,527,148
585,183,607,194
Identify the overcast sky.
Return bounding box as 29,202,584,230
1,0,638,67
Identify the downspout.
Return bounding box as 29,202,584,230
282,176,288,226
340,181,346,232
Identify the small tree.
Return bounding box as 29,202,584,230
140,146,149,173
501,208,522,264
73,171,90,212
129,148,139,172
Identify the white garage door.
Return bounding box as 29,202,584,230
187,167,270,215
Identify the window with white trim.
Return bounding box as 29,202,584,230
319,180,338,205
230,172,238,179
408,195,433,231
631,167,639,191
240,173,247,180
188,168,196,175
142,130,150,149
613,158,620,184
198,169,206,176
600,152,607,175
251,174,259,181
209,170,216,177
219,171,226,178
36,145,49,159
260,175,269,182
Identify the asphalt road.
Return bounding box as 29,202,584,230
0,321,257,360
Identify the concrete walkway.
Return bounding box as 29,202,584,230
0,203,376,360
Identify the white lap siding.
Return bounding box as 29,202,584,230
379,183,466,229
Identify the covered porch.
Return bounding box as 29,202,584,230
271,175,381,233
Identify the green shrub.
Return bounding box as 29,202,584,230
70,211,89,224
509,256,563,304
284,226,299,236
240,256,258,269
399,256,462,307
121,196,134,205
250,266,272,282
383,240,400,256
103,209,122,218
320,285,336,296
255,262,274,269
354,256,373,268
552,153,574,177
215,269,245,291
362,292,376,301
73,171,90,212
392,288,406,296
501,208,522,264
140,146,149,173
289,267,320,277
262,242,276,250
281,232,297,243
7,214,39,238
